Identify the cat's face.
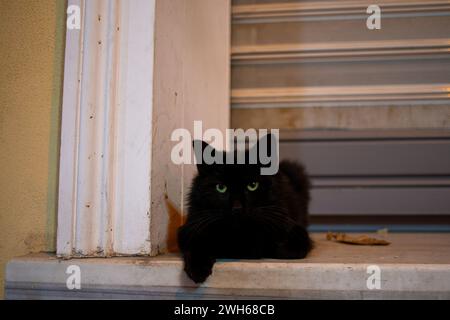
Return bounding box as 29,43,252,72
189,139,278,218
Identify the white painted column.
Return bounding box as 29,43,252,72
57,0,155,257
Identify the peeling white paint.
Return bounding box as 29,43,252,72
57,0,155,257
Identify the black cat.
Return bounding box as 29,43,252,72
177,135,313,283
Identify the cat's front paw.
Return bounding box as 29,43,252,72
273,224,313,259
184,263,213,283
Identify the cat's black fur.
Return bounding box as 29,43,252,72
177,136,313,283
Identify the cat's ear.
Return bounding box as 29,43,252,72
192,140,216,175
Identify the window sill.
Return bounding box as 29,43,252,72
5,233,450,299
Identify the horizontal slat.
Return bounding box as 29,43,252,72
232,0,450,23
309,214,450,224
311,176,450,187
310,187,450,215
233,85,450,101
232,84,450,108
280,139,450,176
232,58,450,92
232,14,450,47
231,106,450,130
308,224,450,232
279,129,450,141
232,39,450,64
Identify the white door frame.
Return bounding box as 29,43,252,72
57,0,155,257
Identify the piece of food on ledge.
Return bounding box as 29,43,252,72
326,232,390,246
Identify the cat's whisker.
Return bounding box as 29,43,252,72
181,215,223,245
248,208,299,235
257,208,299,225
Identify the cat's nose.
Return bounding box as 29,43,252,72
231,199,243,214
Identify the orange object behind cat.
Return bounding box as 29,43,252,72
165,195,184,253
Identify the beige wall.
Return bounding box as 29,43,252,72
0,0,65,299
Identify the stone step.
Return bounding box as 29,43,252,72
5,233,450,299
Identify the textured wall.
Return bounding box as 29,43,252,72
0,0,65,299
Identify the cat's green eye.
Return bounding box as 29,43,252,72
216,184,227,193
247,182,259,191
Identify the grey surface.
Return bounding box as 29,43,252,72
311,188,450,215
280,140,450,176
279,129,450,217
